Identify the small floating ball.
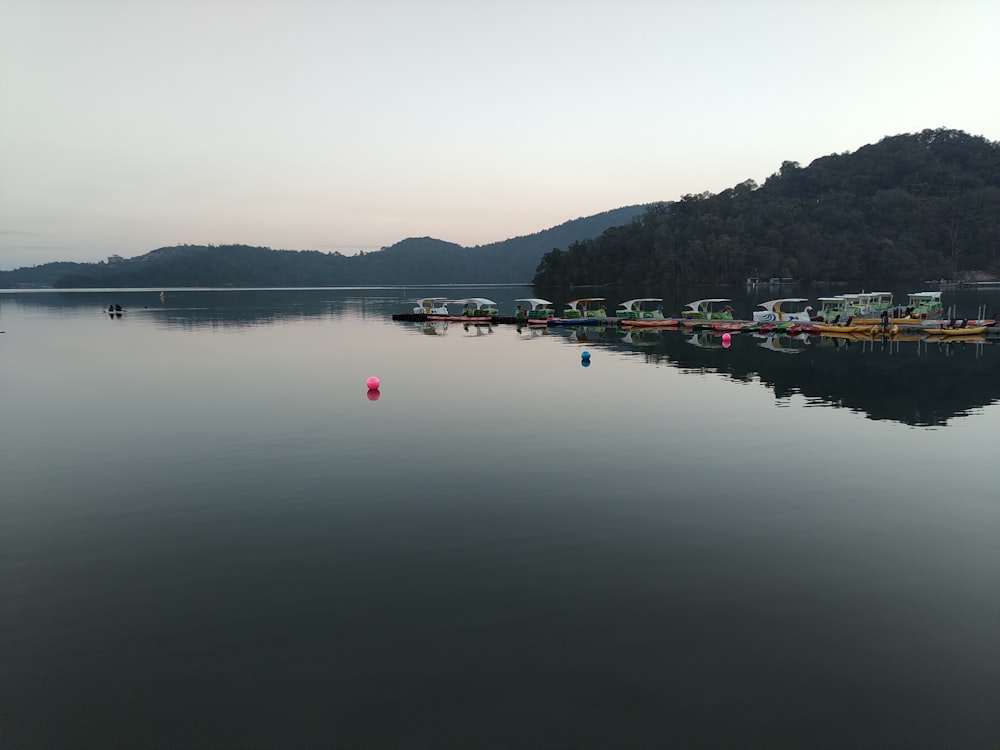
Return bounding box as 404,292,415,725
722,333,732,348
581,350,591,360
366,389,381,402
366,376,381,390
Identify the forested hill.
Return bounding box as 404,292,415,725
534,128,1000,287
0,206,648,288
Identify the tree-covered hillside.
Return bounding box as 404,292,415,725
533,129,1000,286
0,206,648,288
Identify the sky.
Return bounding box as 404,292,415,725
1,0,998,270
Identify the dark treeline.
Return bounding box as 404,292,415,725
534,128,1000,287
0,207,647,288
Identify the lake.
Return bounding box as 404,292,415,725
2,286,999,749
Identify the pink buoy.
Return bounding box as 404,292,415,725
366,376,381,390
722,332,732,348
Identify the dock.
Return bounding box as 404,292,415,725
392,313,1000,339
392,314,622,325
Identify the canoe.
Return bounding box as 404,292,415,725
684,320,748,332
621,318,680,328
849,316,939,325
427,315,494,323
923,326,988,337
547,317,605,326
815,324,904,337
711,321,748,332
814,324,879,334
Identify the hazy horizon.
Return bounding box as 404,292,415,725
2,0,998,271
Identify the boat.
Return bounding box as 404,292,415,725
457,298,498,318
849,291,945,325
616,298,666,321
751,298,814,324
423,297,497,323
621,318,679,328
815,296,847,323
413,297,452,315
923,325,988,337
709,320,747,332
680,298,737,324
427,297,497,323
814,323,901,337
902,291,944,320
547,298,608,326
514,298,555,325
842,291,894,322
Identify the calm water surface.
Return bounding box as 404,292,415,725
2,287,999,749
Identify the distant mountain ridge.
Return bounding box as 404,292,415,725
0,206,652,288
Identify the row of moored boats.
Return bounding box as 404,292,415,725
412,292,996,337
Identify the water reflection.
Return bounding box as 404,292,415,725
3,287,998,426
542,325,999,426
754,333,811,354
513,324,552,341
462,323,494,336
420,321,448,336
0,287,528,331
685,331,725,350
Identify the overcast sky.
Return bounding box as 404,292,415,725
1,0,997,270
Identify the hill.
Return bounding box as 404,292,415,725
0,206,650,288
533,128,1000,286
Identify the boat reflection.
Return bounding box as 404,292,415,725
568,326,609,344
620,328,664,347
685,332,725,349
515,323,552,340
462,323,494,336
755,333,811,354
550,324,999,426
420,321,448,336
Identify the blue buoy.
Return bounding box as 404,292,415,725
581,350,591,360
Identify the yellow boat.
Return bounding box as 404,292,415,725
923,326,988,337
813,323,865,334
850,315,935,326
814,323,900,337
